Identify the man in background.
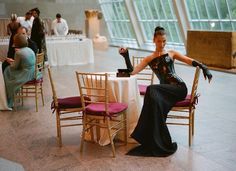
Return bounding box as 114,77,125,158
51,13,69,36
18,11,34,36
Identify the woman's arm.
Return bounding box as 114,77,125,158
171,50,212,82
170,50,193,65
119,48,133,72
131,56,150,75
10,50,21,70
119,48,151,75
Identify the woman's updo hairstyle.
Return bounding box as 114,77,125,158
154,26,166,37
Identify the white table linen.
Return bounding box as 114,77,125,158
46,38,94,66
85,72,142,146
0,36,94,66
0,63,11,110
0,39,8,57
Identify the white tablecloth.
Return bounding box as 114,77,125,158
0,62,11,110
0,37,94,66
86,72,142,145
0,40,8,57
46,38,94,66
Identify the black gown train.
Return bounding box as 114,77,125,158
127,54,187,157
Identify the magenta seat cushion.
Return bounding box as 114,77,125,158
138,84,148,95
51,96,90,109
58,96,83,108
174,95,191,107
85,102,128,116
25,78,43,84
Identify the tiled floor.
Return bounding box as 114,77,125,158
0,47,236,171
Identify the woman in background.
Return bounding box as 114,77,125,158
2,14,21,72
4,33,36,108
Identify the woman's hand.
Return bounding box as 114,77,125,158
119,47,128,57
192,60,212,83
6,58,14,64
202,67,213,83
118,47,133,72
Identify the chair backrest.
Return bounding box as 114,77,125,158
47,67,59,108
76,72,108,111
132,56,154,85
190,66,201,104
35,52,44,79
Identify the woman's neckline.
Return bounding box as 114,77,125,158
154,50,168,57
155,53,168,58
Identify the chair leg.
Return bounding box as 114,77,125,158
106,118,116,158
192,110,195,136
56,111,62,147
40,85,45,106
96,120,100,142
123,112,127,144
89,119,95,142
189,113,193,146
35,85,38,112
13,95,17,111
21,88,24,106
80,115,87,152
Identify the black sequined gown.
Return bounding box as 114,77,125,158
127,53,188,157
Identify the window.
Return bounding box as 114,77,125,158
133,0,183,46
99,0,137,46
98,0,236,50
185,0,236,31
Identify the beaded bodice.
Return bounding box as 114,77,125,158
148,54,184,85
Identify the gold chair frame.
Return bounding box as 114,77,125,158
167,66,200,146
48,67,84,147
76,72,127,157
14,52,45,112
132,56,154,94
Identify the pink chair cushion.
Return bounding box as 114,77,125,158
85,102,128,116
138,84,148,95
51,96,90,110
174,95,191,107
25,78,43,84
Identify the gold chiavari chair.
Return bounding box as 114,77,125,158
167,67,201,146
14,52,44,112
132,56,154,95
76,72,128,157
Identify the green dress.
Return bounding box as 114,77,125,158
4,47,36,108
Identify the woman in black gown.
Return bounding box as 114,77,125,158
119,26,212,157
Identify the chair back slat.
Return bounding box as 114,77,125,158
35,52,44,79
190,66,200,104
76,72,108,111
132,56,154,85
47,67,58,107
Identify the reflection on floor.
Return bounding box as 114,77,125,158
0,47,236,171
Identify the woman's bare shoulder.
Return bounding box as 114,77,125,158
167,49,177,55
144,53,156,62
167,49,182,59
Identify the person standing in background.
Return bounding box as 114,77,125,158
30,7,47,61
7,14,21,59
18,11,33,36
51,13,69,36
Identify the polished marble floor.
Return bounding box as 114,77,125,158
0,47,236,171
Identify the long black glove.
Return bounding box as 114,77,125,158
192,60,212,82
119,48,133,72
